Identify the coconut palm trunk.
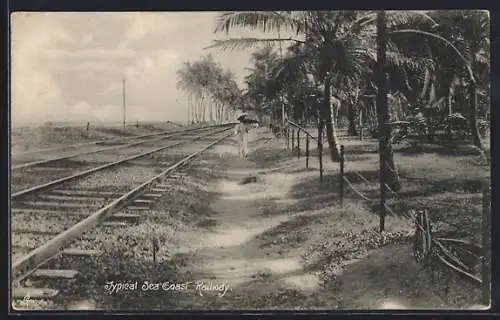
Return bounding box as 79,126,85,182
445,80,456,137
468,81,483,149
193,97,198,122
347,101,358,136
376,11,401,202
323,76,341,162
200,93,206,123
208,101,213,123
187,95,191,123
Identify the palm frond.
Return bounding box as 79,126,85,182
351,11,438,35
389,29,475,83
351,11,377,29
386,51,434,73
213,11,303,35
386,10,439,29
204,37,303,51
475,50,490,66
272,52,310,80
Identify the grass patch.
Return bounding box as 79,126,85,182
94,128,137,137
11,126,109,153
296,134,490,308
48,165,217,310
287,173,340,198
53,222,185,310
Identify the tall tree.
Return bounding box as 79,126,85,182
177,55,243,124
207,11,373,162
385,10,489,148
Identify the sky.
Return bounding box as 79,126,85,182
10,12,294,124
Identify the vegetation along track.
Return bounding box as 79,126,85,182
10,127,233,302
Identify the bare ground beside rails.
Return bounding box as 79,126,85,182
10,122,186,156
12,128,489,310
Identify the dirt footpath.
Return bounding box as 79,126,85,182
162,129,483,310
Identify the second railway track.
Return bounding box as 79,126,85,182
10,123,209,160
11,124,234,196
10,126,234,304
11,124,229,170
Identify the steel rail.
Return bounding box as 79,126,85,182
11,130,232,282
11,124,206,157
12,125,220,170
11,123,235,158
12,126,233,199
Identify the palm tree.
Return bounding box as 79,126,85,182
176,61,199,123
206,11,363,162
433,10,489,149
210,69,240,123
375,11,392,231
353,11,439,230
354,10,487,197
384,10,489,149
177,55,241,124
366,10,490,230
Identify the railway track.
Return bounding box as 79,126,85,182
10,125,234,305
11,124,226,169
11,124,235,196
11,123,206,159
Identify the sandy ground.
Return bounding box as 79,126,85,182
149,129,485,310
10,122,186,156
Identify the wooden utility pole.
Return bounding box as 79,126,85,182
339,145,345,206
278,29,286,135
376,11,389,233
482,185,491,305
122,78,126,129
359,108,364,141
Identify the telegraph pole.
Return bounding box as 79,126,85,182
122,78,126,129
278,29,286,134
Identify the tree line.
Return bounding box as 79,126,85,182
208,10,489,189
176,10,489,212
176,54,245,124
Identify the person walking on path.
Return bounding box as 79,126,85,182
235,114,258,158
235,119,250,158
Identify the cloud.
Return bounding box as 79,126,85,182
125,50,178,80
10,13,69,122
10,12,289,124
11,71,64,121
44,48,139,60
124,13,177,40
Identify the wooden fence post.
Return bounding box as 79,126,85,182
359,109,363,141
152,238,159,264
318,124,324,182
288,128,291,148
306,135,310,169
379,194,386,233
297,130,301,159
287,127,290,150
340,145,345,205
482,185,491,305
